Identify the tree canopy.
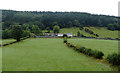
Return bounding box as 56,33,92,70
11,25,23,41
2,10,118,30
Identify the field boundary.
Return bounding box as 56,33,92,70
35,35,120,41
72,36,120,41
0,37,30,47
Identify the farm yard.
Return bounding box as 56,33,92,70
2,38,114,71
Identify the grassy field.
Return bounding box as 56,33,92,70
2,39,16,45
2,38,112,71
85,27,118,39
43,27,118,39
42,27,118,39
61,27,118,38
68,38,118,57
42,27,118,38
60,27,94,37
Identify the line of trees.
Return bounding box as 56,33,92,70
2,23,60,40
2,10,119,31
2,24,42,40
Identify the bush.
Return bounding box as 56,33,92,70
63,34,67,38
3,43,9,46
81,34,86,37
66,42,104,59
93,51,104,59
115,38,120,40
64,40,67,43
75,48,79,51
94,34,99,37
77,31,80,37
63,37,67,43
85,28,94,34
79,47,104,59
69,44,74,47
106,53,120,65
84,48,92,55
78,47,86,53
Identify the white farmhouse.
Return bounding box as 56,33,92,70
66,33,72,37
57,33,63,37
57,33,72,37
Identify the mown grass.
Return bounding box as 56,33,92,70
3,38,112,71
2,39,16,45
68,38,118,57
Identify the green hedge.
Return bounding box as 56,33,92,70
65,42,104,59
63,37,67,43
106,53,120,66
77,47,104,59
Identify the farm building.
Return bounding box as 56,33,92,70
57,33,73,37
57,33,63,37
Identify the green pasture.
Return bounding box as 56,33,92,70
2,38,112,71
68,38,118,57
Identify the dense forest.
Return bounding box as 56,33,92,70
2,10,119,30
1,10,120,39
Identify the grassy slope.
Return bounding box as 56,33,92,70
42,27,94,37
60,27,94,37
3,38,112,71
60,27,118,38
68,38,118,57
86,27,118,39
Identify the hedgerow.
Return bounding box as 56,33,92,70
65,41,104,59
106,53,120,66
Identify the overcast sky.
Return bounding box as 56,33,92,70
0,0,120,16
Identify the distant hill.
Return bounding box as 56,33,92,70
2,10,118,30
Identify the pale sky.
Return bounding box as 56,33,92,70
0,0,120,16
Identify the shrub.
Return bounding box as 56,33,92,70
77,31,80,37
66,42,70,45
85,28,94,34
88,50,94,56
93,51,104,59
75,48,79,51
81,34,86,37
63,34,67,38
64,40,67,43
3,43,9,46
115,38,120,40
94,34,99,37
66,42,104,59
63,37,67,43
106,53,120,65
84,48,92,55
69,44,74,47
78,47,86,53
